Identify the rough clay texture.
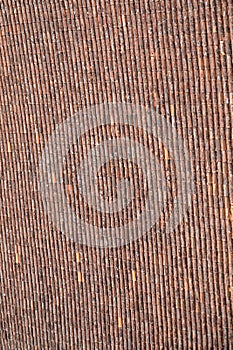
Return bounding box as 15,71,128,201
0,1,232,349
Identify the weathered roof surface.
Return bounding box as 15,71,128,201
0,1,232,348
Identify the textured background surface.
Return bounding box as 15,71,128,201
0,0,232,348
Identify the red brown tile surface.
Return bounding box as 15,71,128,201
0,0,232,348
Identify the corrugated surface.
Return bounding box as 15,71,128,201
0,1,232,348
